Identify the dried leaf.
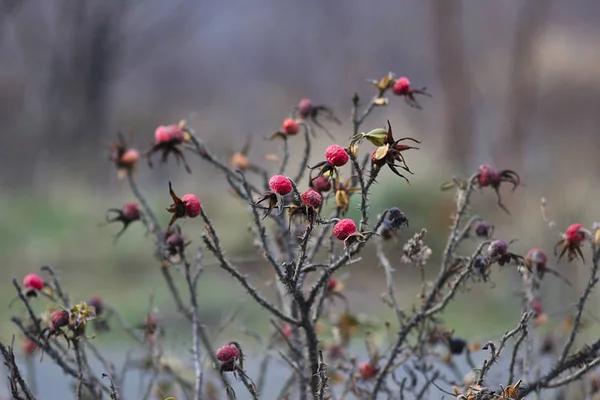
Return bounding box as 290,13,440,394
595,228,600,246
265,154,280,162
363,128,388,147
502,380,521,399
373,97,389,106
374,144,389,161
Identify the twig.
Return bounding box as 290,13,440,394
0,339,36,400
200,209,299,325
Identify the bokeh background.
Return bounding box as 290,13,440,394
1,0,600,397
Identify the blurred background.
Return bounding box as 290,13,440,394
1,0,600,396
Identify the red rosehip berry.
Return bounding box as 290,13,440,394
301,189,322,209
154,125,172,144
119,149,140,166
181,194,201,218
359,362,378,380
282,118,299,135
392,77,411,95
477,164,496,187
216,343,240,362
269,175,293,196
166,124,185,142
526,248,547,270
325,145,349,167
122,202,141,220
298,98,313,118
21,338,37,355
216,343,240,371
23,273,44,291
50,310,69,331
310,176,332,193
487,240,508,258
333,219,357,241
565,223,586,243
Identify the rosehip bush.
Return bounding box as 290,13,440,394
2,70,600,400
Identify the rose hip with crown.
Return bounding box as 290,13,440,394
254,175,293,219
103,202,143,242
308,145,349,182
391,76,431,109
166,182,201,228
216,342,241,372
301,189,322,209
147,121,192,173
294,97,340,139
555,223,587,262
475,164,521,214
473,220,493,238
108,133,140,179
526,248,547,274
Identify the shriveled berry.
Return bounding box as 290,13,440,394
448,337,467,355
122,202,141,220
387,207,408,229
281,323,292,339
181,194,201,218
477,164,496,187
325,145,349,167
565,223,586,243
120,149,140,166
474,221,492,238
50,310,69,331
23,274,44,291
392,77,411,95
333,219,357,241
88,296,104,316
298,98,313,118
310,176,332,193
282,118,299,135
269,175,293,195
359,362,378,380
488,240,508,258
301,189,322,209
526,248,547,270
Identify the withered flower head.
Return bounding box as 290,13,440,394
333,175,359,215
370,120,420,184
